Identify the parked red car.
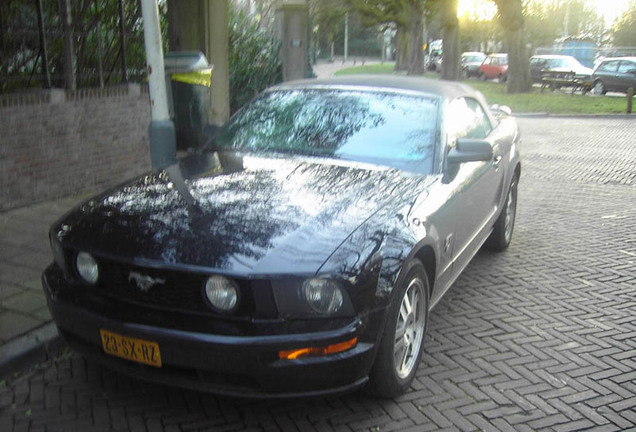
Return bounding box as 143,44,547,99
480,54,508,82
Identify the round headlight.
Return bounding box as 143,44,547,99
302,279,343,315
205,276,239,312
76,252,99,284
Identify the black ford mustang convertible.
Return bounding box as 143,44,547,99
43,75,520,398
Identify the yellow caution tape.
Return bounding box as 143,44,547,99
170,67,214,87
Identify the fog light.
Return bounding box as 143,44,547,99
205,275,239,312
302,278,343,314
76,252,99,284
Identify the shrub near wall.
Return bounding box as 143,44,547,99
0,85,151,211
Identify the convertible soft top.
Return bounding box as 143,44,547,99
271,74,481,100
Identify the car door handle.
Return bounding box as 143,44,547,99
493,155,502,167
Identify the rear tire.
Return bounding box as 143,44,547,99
486,174,518,252
368,259,429,398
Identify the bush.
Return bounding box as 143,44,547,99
229,6,282,114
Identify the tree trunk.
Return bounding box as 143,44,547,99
440,0,459,81
406,3,423,75
59,0,76,90
395,27,409,71
493,0,531,93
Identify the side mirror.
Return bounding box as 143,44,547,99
447,138,493,164
490,104,512,116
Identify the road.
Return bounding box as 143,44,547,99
1,117,635,432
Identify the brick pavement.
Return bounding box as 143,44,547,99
0,117,635,431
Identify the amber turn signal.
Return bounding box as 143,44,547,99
279,337,358,360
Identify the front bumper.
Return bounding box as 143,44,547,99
43,265,382,398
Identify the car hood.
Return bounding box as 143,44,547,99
55,151,432,276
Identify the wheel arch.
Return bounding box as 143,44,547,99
412,245,436,298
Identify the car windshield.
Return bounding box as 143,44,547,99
464,55,484,63
211,89,439,173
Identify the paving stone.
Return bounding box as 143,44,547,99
0,311,43,342
1,291,47,314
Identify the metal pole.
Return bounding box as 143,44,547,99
35,0,51,88
140,0,176,168
118,0,128,83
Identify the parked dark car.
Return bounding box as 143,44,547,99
591,57,636,95
529,54,593,83
479,53,508,82
461,52,487,78
43,76,521,398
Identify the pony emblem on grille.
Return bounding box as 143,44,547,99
128,272,165,292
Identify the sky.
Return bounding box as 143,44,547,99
457,0,632,26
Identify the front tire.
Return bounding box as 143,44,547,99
486,174,518,251
592,80,606,95
369,259,429,397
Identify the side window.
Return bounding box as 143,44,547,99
465,99,493,139
618,61,636,74
599,60,619,72
447,98,493,145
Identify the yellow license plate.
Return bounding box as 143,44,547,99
100,329,162,367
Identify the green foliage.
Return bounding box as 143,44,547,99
613,3,636,47
228,6,282,114
310,0,348,55
522,0,603,53
459,17,501,52
469,79,631,114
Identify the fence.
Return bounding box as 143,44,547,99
0,0,160,94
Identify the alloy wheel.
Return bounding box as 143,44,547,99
393,277,426,379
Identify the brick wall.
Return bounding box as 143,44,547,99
0,85,152,211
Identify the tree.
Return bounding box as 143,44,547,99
309,0,348,60
523,0,604,54
440,0,459,80
613,2,636,47
228,5,281,114
348,0,427,75
492,0,531,93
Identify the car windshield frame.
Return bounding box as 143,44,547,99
208,87,442,175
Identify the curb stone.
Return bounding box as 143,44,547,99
0,322,63,378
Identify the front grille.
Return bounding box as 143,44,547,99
88,259,273,317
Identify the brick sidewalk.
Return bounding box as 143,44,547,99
0,195,91,374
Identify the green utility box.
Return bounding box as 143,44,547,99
164,52,213,151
